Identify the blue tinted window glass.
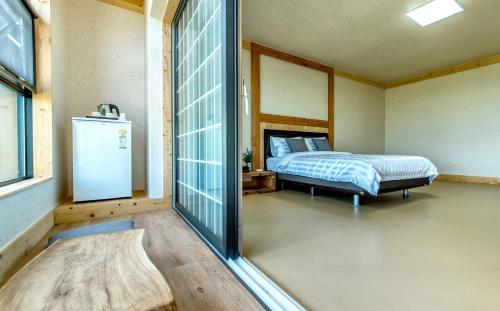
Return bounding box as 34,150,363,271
0,0,35,86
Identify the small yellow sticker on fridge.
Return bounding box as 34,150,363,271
119,128,128,149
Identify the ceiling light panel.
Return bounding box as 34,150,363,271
407,0,464,27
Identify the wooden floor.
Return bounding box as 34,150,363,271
2,209,263,311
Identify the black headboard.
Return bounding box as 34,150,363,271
263,129,328,169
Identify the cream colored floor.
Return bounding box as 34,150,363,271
242,181,500,311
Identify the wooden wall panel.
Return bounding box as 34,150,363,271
0,210,54,285
251,43,262,169
54,191,169,224
259,114,328,128
32,5,53,180
328,69,334,146
437,174,500,186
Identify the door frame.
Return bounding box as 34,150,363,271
171,0,240,259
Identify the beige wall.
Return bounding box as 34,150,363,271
386,64,500,177
63,0,146,192
260,55,329,121
334,75,385,154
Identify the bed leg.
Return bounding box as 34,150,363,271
310,186,315,196
402,189,410,199
353,194,360,208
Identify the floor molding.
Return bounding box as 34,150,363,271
54,191,171,224
335,69,386,89
437,174,500,186
0,209,54,285
228,257,306,311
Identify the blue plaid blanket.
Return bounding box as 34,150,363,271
273,152,438,195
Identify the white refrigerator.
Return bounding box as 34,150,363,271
72,117,132,202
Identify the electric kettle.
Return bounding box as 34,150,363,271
97,104,120,119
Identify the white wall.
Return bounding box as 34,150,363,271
0,0,67,250
386,64,500,177
334,75,385,154
63,0,146,192
145,0,164,198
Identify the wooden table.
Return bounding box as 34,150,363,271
243,171,276,195
0,229,177,311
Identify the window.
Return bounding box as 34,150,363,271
0,84,32,186
0,0,35,187
0,0,36,88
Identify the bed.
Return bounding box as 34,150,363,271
263,129,438,208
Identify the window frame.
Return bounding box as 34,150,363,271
0,0,36,187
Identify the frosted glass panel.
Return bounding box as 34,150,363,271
0,0,35,86
175,0,223,239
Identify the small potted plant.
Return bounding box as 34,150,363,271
242,148,253,173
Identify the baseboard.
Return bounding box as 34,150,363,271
0,209,54,285
54,192,172,224
437,174,500,185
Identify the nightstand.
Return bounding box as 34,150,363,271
242,171,276,195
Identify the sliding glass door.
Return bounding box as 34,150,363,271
173,0,238,258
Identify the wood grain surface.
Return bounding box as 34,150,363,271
0,229,176,311
1,209,262,311
54,191,169,224
243,171,276,195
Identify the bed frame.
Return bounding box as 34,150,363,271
263,129,432,208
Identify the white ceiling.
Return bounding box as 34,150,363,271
242,0,500,83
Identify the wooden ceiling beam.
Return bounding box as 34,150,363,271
242,40,385,89
163,0,181,25
385,54,500,89
244,41,500,89
98,0,144,15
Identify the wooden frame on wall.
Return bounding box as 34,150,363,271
250,43,335,169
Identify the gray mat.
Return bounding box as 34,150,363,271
48,219,135,246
